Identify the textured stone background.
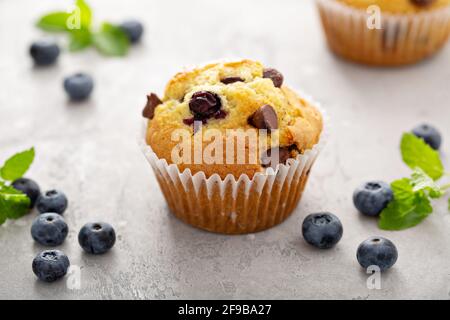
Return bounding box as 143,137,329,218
1,0,450,299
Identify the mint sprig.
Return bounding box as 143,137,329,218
0,148,35,225
379,133,449,230
36,0,129,57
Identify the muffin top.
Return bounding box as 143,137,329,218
143,60,323,179
336,0,450,13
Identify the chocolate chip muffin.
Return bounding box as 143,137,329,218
317,0,450,65
141,60,325,234
144,60,322,179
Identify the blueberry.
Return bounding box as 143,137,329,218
31,213,68,246
32,250,70,282
302,212,343,249
353,181,393,217
63,73,94,101
36,190,68,215
120,20,144,43
412,123,442,150
357,237,398,272
78,222,116,254
29,40,60,66
189,91,222,119
12,178,41,208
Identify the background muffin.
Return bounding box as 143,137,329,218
337,0,449,13
317,0,450,66
141,60,325,234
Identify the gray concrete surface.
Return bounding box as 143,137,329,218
1,0,450,300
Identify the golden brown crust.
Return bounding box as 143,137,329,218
145,60,323,179
336,0,450,13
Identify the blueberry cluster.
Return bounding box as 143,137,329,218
344,123,442,272
353,124,442,218
301,212,398,272
29,20,143,102
11,177,116,282
24,17,144,284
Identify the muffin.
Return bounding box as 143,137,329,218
317,0,450,66
140,60,325,234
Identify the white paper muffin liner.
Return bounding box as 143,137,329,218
139,93,329,234
316,0,450,65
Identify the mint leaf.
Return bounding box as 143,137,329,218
389,178,413,202
401,133,444,180
410,167,443,198
0,206,5,225
379,178,432,230
379,198,431,230
0,148,35,181
76,0,92,29
37,12,71,32
69,28,92,51
92,23,129,56
0,186,30,220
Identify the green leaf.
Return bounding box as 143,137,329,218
37,1,91,32
36,12,71,32
401,133,444,180
390,178,414,202
379,178,433,230
0,186,31,221
0,148,35,181
76,0,92,29
69,28,92,51
410,167,443,198
0,208,5,225
92,23,129,56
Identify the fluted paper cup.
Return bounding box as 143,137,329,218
316,0,450,66
140,96,329,234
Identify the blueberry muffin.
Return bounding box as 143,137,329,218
141,60,325,234
317,0,450,65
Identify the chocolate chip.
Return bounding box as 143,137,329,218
248,105,278,131
142,93,162,119
189,91,222,119
410,0,436,6
263,68,284,88
221,77,244,84
261,147,291,168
